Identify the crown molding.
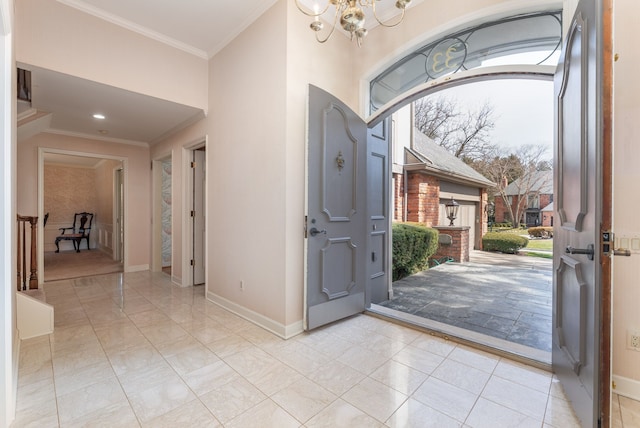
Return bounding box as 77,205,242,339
57,0,208,59
45,128,150,148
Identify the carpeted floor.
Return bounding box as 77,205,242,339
44,249,123,282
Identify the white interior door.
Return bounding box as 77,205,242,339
193,149,205,285
552,0,609,425
306,85,368,330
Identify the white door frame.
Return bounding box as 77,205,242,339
113,166,124,262
37,148,128,283
181,138,207,287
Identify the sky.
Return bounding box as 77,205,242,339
436,79,555,156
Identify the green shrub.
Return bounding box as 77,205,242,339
527,226,553,238
482,232,529,254
392,222,439,281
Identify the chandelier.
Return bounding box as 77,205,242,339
295,0,412,47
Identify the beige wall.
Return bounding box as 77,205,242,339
207,1,289,329
17,133,150,271
14,0,208,111
612,0,640,393
43,164,97,252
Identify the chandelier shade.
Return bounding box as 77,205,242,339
295,0,412,46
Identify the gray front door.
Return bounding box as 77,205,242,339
367,120,391,304
306,85,368,330
553,0,609,425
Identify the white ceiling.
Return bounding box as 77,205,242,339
20,0,279,148
58,0,279,59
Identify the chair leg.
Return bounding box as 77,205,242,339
74,239,80,253
55,238,60,253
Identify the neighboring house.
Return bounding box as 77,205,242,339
393,122,494,250
494,170,553,227
541,201,554,227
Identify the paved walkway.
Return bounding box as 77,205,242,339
379,251,552,352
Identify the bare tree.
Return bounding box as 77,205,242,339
414,96,497,161
470,144,551,228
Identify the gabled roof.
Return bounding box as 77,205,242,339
406,129,494,187
504,170,553,196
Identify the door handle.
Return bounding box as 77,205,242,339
309,227,326,237
565,244,594,260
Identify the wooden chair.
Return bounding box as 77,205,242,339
55,212,93,253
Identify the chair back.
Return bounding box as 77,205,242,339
75,212,94,234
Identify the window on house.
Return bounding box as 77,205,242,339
528,194,540,209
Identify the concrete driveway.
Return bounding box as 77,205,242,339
379,250,552,352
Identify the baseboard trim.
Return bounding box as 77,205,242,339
171,275,183,287
10,330,20,424
613,374,640,401
206,291,303,339
126,264,149,273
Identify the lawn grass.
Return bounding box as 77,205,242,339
526,238,553,251
523,251,553,259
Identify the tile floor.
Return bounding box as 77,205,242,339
10,271,593,427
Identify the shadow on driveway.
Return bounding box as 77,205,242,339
378,250,552,353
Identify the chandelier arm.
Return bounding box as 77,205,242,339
315,5,341,43
371,2,407,28
294,0,331,17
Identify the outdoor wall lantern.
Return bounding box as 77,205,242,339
445,197,459,226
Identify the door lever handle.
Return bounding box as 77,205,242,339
565,244,594,260
309,227,326,237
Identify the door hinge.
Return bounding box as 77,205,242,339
190,259,195,266
304,215,308,239
191,161,196,168
191,210,195,217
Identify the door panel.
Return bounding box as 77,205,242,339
306,85,367,330
368,120,391,304
553,0,606,425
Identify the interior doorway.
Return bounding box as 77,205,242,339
39,149,126,282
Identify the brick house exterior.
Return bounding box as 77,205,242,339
393,129,494,251
493,170,553,227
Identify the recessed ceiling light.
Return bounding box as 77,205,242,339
93,113,106,120
98,130,108,134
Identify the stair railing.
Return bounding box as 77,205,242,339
17,215,38,291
